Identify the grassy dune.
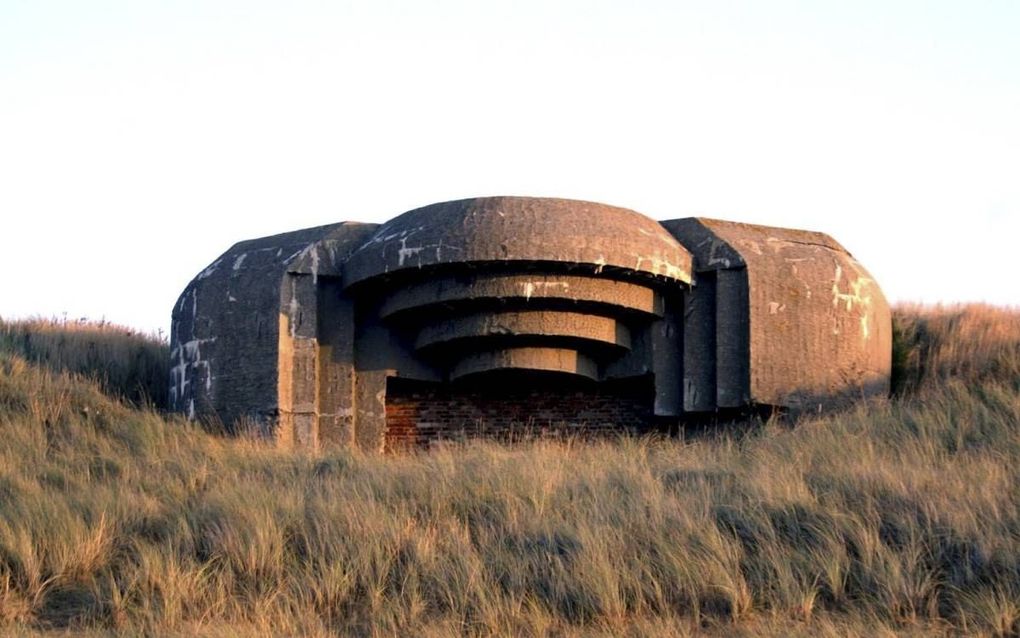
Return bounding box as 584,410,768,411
0,306,1018,636
0,317,167,408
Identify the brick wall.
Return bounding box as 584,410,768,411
384,375,655,449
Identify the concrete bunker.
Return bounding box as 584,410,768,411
170,196,891,450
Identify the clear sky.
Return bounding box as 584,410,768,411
1,0,1017,334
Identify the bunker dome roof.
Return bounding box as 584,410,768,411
342,196,693,288
662,217,848,272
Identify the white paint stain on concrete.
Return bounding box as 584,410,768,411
707,239,734,267
196,258,223,280
635,255,690,281
309,246,320,283
397,237,424,266
368,226,424,246
289,243,324,282
177,289,191,313
831,262,876,340
287,280,300,337
739,239,764,255
521,280,569,300
169,337,217,416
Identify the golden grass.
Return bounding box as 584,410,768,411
0,316,168,408
892,303,1020,393
0,305,1017,636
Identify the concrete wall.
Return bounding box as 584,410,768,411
169,222,376,438
169,224,349,431
170,197,892,449
662,217,891,413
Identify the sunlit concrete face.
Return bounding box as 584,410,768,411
169,196,891,450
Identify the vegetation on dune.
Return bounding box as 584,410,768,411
0,317,168,408
0,305,1018,636
892,304,1020,394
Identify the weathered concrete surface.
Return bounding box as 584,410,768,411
649,291,683,416
715,268,751,408
170,223,349,429
380,273,665,319
354,369,388,453
343,197,693,287
663,217,891,412
415,310,631,352
171,196,891,449
277,273,320,448
450,347,600,381
314,279,356,447
170,222,377,437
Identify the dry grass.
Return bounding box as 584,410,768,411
0,305,1017,636
0,316,168,408
892,303,1020,393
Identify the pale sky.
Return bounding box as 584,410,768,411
1,0,1017,334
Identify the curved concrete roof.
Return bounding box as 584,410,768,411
450,347,599,382
379,274,664,320
343,196,692,287
414,310,632,352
